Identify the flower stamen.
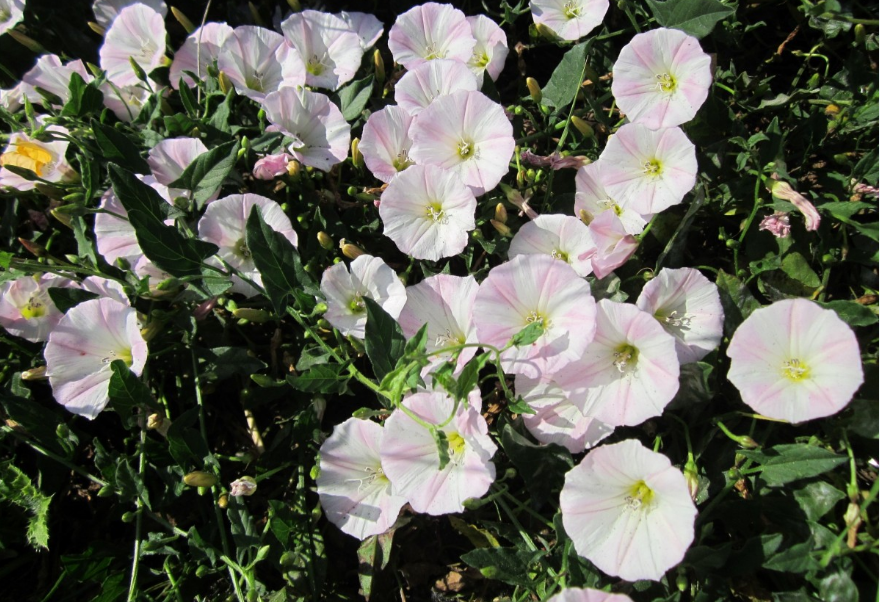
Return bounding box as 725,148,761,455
782,358,810,381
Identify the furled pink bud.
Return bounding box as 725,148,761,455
253,153,292,180
758,211,791,238
769,179,821,231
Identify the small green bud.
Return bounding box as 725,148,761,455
184,471,218,488
121,511,138,523
129,57,148,83
490,219,511,237
232,308,273,323
87,21,106,36
317,231,334,250
725,239,740,249
314,302,328,314
855,23,866,47
171,6,196,33
372,49,385,85
97,485,114,498
195,565,210,578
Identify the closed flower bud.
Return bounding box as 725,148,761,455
340,240,365,259
373,49,385,85
855,23,866,47
139,320,164,341
825,104,841,117
18,237,45,257
526,77,542,104
351,137,364,169
683,458,699,501
128,57,148,83
490,219,511,237
50,208,73,228
230,476,258,497
21,365,48,381
218,71,233,95
171,7,196,33
184,471,218,488
147,413,171,437
232,308,273,323
87,21,106,36
287,159,301,178
7,30,45,53
494,203,508,224
247,1,265,27
217,493,228,508
317,231,334,250
571,115,594,138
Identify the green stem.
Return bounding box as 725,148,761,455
819,479,879,567
1,426,108,487
734,176,764,274
126,414,148,601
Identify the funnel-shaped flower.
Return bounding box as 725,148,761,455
169,22,234,88
281,10,363,91
575,161,649,235
0,274,76,342
388,2,475,69
612,28,712,130
22,55,93,107
0,0,25,36
320,255,406,339
726,299,863,423
217,25,306,102
379,164,477,261
509,214,596,277
588,211,638,279
599,123,697,215
263,87,351,171
100,82,151,122
317,417,408,540
99,4,167,87
93,0,167,29
466,15,508,84
473,254,597,379
394,59,478,116
636,268,723,364
410,90,514,196
548,588,634,602
381,391,497,515
45,298,148,419
531,0,609,41
0,122,74,191
560,439,696,581
147,137,208,188
338,11,384,50
197,194,298,296
359,105,416,183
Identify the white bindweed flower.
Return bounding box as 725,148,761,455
44,298,148,419
337,11,384,50
508,214,596,277
388,2,476,70
0,0,25,36
530,0,609,41
0,274,76,342
0,120,75,191
575,160,650,236
92,0,166,29
547,588,634,602
394,59,478,116
99,4,167,87
280,10,364,91
217,25,306,102
169,22,234,89
359,105,416,183
21,54,93,107
466,15,508,85
99,82,152,122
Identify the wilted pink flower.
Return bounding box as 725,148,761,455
394,59,478,116
726,299,863,423
0,121,75,191
388,3,475,70
379,164,477,261
197,193,298,296
588,211,639,279
600,123,697,215
508,214,596,277
99,4,167,87
337,11,384,50
93,0,167,29
21,54,93,107
473,254,597,379
263,87,351,172
217,26,306,102
531,0,609,41
560,439,697,581
320,255,407,339
381,391,497,515
0,0,25,36
169,22,234,88
45,298,148,419
575,161,649,235
359,105,415,183
252,153,291,180
466,15,508,84
612,28,712,130
853,182,879,197
280,10,363,91
0,274,76,342
574,300,680,427
229,477,257,497
769,179,821,231
521,150,587,170
410,90,514,196
548,588,634,602
318,418,408,539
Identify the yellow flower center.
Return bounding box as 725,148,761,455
426,201,448,224
526,310,548,329
782,358,810,381
102,348,134,367
447,432,466,456
393,149,414,172
613,344,639,373
457,140,475,160
642,158,663,176
625,480,654,509
424,44,447,61
563,1,581,19
306,55,325,76
550,248,570,263
473,51,491,69
655,73,677,92
233,238,251,260
20,296,47,320
348,293,366,314
1,141,55,177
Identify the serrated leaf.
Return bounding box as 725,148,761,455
168,139,238,209
92,120,150,174
336,75,374,121
364,297,406,382
645,0,736,38
109,164,218,277
541,41,588,109
0,462,52,550
286,364,350,394
47,287,99,312
739,444,848,486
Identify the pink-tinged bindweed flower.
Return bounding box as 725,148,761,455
0,274,76,343
636,268,724,364
317,417,408,540
575,300,679,427
93,0,167,29
509,214,596,277
21,55,93,107
100,82,152,122
197,194,298,296
530,0,609,41
769,179,821,231
516,373,613,453
758,211,791,238
560,439,696,581
388,3,475,70
169,22,234,89
263,87,351,172
80,276,129,306
0,122,75,191
379,164,477,261
397,274,480,374
612,28,712,130
575,160,650,235
217,26,306,102
320,255,407,339
0,81,26,112
147,137,209,191
726,299,863,423
252,153,292,180
394,59,478,116
547,588,634,602
599,123,697,215
381,391,497,515
466,15,508,84
338,11,384,50
44,298,148,419
473,254,597,379
280,10,364,91
359,105,416,183
587,211,639,279
99,4,167,87
410,90,514,196
0,0,24,36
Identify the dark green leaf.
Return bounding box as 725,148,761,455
109,163,218,277
0,462,52,549
716,270,762,336
364,297,406,382
200,346,268,382
433,429,451,471
47,287,99,312
818,300,878,326
208,90,235,132
336,75,374,122
168,139,238,209
843,398,878,439
461,547,544,587
739,444,848,486
178,79,198,117
108,360,157,426
793,482,845,521
286,364,350,394
92,120,150,174
510,321,544,346
403,323,429,359
296,346,332,371
780,252,821,288
62,72,104,117
357,524,397,600
645,0,736,38
500,424,572,507
818,569,859,602
166,408,211,468
506,396,537,415
541,41,588,109
454,352,491,401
